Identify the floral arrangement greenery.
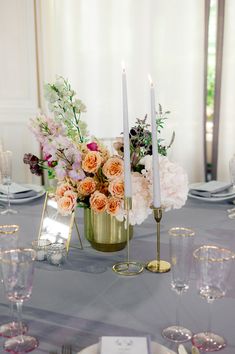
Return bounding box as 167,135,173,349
24,77,188,225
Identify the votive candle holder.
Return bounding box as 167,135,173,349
47,243,66,266
32,239,51,261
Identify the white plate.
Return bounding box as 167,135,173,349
188,183,235,202
0,184,45,204
77,341,176,354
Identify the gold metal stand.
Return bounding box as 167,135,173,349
146,207,171,273
67,218,84,252
112,197,144,276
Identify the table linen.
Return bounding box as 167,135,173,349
0,197,235,353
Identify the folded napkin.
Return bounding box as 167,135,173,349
189,181,233,198
0,183,38,199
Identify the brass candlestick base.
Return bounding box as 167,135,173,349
112,261,144,276
146,207,171,273
112,197,144,276
146,259,171,273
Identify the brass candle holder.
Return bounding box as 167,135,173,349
146,207,171,273
112,197,144,276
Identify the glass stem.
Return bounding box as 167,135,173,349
207,301,212,333
16,301,24,339
176,293,181,327
7,183,10,210
10,301,15,322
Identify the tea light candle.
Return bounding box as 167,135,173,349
36,250,46,261
50,253,63,265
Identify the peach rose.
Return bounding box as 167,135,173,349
56,182,73,198
82,151,102,173
107,197,121,216
102,157,124,179
108,178,124,198
90,191,107,213
57,190,77,215
78,177,96,196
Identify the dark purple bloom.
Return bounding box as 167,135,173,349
23,153,39,166
30,164,43,176
23,153,43,176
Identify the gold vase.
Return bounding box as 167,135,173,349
84,208,133,252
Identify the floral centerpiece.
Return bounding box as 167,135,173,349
24,77,188,230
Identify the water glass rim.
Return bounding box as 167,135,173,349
193,245,235,262
168,227,195,237
0,224,19,234
0,248,36,262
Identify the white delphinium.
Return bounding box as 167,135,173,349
44,76,87,142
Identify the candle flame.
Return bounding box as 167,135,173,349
148,74,153,86
122,61,126,72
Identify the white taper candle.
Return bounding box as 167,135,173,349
149,77,161,208
122,67,132,198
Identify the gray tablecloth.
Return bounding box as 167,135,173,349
0,196,235,353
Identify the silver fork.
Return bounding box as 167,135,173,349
61,344,72,354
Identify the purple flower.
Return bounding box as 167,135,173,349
68,162,85,181
54,161,67,180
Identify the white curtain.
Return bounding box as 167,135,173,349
36,0,204,183
217,0,235,181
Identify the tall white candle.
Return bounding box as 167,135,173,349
149,77,161,208
122,66,132,198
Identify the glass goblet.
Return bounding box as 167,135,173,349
192,245,234,352
0,224,28,338
162,227,195,343
0,150,18,215
1,248,38,352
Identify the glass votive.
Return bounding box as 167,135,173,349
47,243,66,266
32,239,51,261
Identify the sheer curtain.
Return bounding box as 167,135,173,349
36,0,204,183
217,0,235,181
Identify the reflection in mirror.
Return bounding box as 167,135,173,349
38,193,75,251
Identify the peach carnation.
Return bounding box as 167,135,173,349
108,178,124,198
102,157,124,180
107,197,122,216
78,177,96,196
90,191,108,213
82,151,102,173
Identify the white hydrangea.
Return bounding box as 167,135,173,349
115,172,152,225
141,155,188,211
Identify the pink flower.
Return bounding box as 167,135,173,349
87,142,99,151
